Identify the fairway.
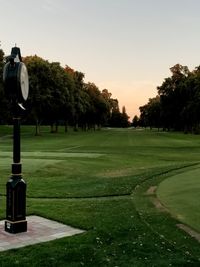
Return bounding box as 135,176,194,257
157,167,200,232
0,126,200,266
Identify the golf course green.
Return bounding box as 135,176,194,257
157,167,200,233
0,126,200,266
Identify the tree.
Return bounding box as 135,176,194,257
121,106,130,127
101,89,113,124
0,47,129,132
84,83,111,129
62,66,76,132
109,99,121,127
140,63,200,133
72,71,86,131
139,96,161,130
181,68,200,133
24,56,53,135
132,115,139,128
47,62,71,133
157,64,190,131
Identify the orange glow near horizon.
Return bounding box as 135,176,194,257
98,80,158,120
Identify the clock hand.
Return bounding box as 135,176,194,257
18,103,26,110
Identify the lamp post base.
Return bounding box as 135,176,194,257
5,220,27,234
5,174,27,234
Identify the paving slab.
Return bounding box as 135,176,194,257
0,215,85,252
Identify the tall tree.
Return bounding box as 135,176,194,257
47,62,71,133
140,63,200,133
73,71,85,131
132,115,139,128
121,106,130,127
24,56,53,135
101,89,113,124
157,64,190,131
63,66,76,132
109,99,121,127
84,83,110,129
139,96,166,130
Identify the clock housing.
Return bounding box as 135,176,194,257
3,60,29,103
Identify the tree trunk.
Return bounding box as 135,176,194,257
55,122,58,133
74,123,78,131
50,123,58,133
35,119,41,136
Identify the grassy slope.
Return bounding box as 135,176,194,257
0,126,200,266
157,167,200,232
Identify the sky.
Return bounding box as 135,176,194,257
1,0,200,119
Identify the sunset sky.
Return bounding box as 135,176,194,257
1,0,200,119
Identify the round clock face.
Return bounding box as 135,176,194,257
19,63,29,101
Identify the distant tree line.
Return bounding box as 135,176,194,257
0,49,130,134
135,64,200,133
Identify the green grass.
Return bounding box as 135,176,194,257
157,167,200,232
0,126,200,266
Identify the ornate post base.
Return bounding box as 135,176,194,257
5,220,27,234
5,173,27,234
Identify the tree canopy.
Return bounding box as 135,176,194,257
0,50,130,133
139,63,200,133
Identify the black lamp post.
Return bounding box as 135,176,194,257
3,47,29,233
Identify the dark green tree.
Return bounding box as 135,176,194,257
181,67,200,133
24,56,53,135
132,115,139,128
47,62,71,133
73,71,86,131
140,63,200,133
157,64,190,131
109,99,121,127
121,106,130,127
84,83,110,129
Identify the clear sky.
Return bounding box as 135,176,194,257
1,0,200,119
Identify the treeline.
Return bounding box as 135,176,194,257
0,49,130,134
137,63,200,133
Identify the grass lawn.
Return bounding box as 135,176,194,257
157,167,200,233
0,126,200,266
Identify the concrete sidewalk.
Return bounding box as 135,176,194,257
0,216,85,252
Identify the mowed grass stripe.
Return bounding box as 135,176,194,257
0,151,103,158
